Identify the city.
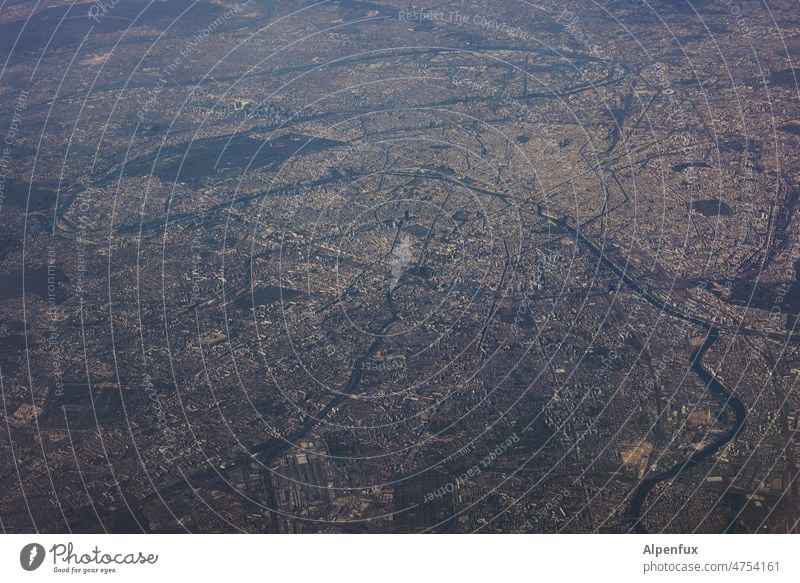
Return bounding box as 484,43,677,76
0,0,798,535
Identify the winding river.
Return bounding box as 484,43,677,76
628,328,747,533
533,206,748,533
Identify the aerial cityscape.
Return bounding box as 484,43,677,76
0,0,799,534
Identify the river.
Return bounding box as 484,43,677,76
533,206,748,533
